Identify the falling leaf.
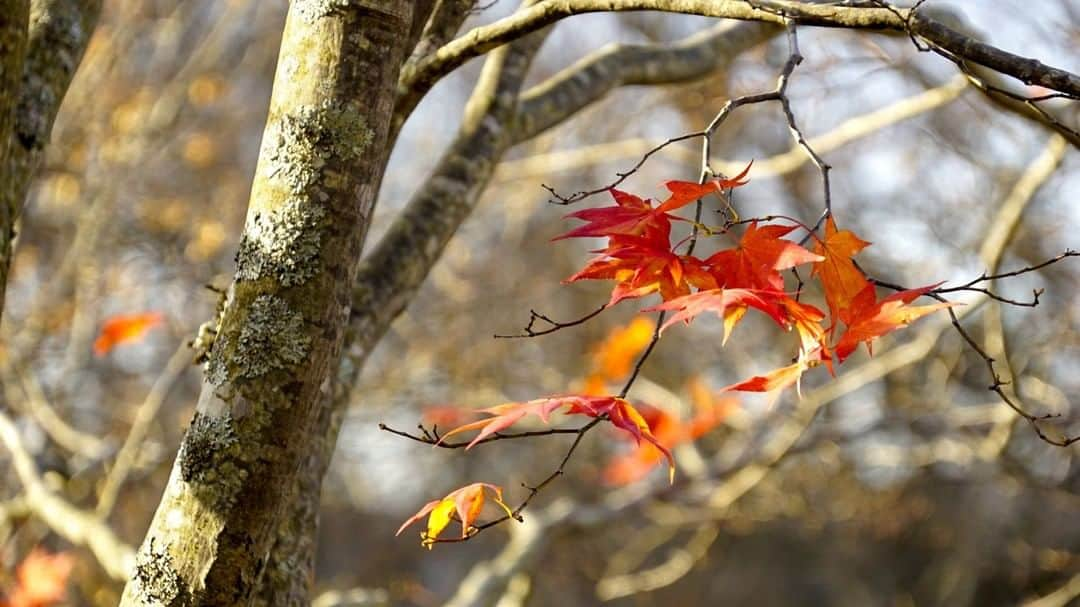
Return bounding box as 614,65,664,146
396,483,514,548
3,548,73,607
93,312,165,356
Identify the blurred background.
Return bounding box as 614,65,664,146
0,1,1077,605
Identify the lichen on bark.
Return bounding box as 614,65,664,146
265,100,372,196
131,539,190,606
179,412,239,483
235,199,326,286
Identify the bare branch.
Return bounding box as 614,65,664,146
399,0,1080,119
512,20,778,141
0,409,135,580
0,0,102,322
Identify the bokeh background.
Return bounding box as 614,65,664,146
1,1,1077,605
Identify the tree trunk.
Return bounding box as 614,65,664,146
120,1,420,605
0,0,28,320
0,0,101,323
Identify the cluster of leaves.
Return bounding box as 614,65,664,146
564,172,950,396
1,549,72,607
396,167,954,547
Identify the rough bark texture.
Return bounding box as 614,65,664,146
254,14,551,604
0,0,99,322
0,0,28,318
120,1,417,605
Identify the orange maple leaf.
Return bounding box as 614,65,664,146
3,549,73,607
589,316,656,380
93,312,164,356
834,284,953,362
721,352,820,399
811,216,872,327
706,222,824,291
395,483,514,548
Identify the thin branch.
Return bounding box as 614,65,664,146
493,304,606,338
0,409,134,580
870,246,1079,447
95,343,192,517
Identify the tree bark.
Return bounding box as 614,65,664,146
0,0,28,319
120,1,421,605
0,0,101,323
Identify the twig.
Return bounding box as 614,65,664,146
494,304,606,338
95,343,192,517
0,410,134,580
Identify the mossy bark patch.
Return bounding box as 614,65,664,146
265,100,371,196
295,0,351,22
180,412,239,483
235,199,326,287
234,295,311,379
131,539,191,606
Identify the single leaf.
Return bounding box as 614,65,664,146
590,316,656,380
396,483,513,549
597,398,676,483
781,297,831,372
643,288,787,340
811,216,872,326
722,358,812,397
656,161,752,213
553,188,674,242
5,548,73,607
437,397,570,448
93,311,164,356
834,284,953,362
706,222,823,291
602,379,735,485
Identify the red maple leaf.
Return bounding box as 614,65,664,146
656,162,753,213
564,234,715,306
603,378,736,485
833,283,952,362
553,188,674,242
